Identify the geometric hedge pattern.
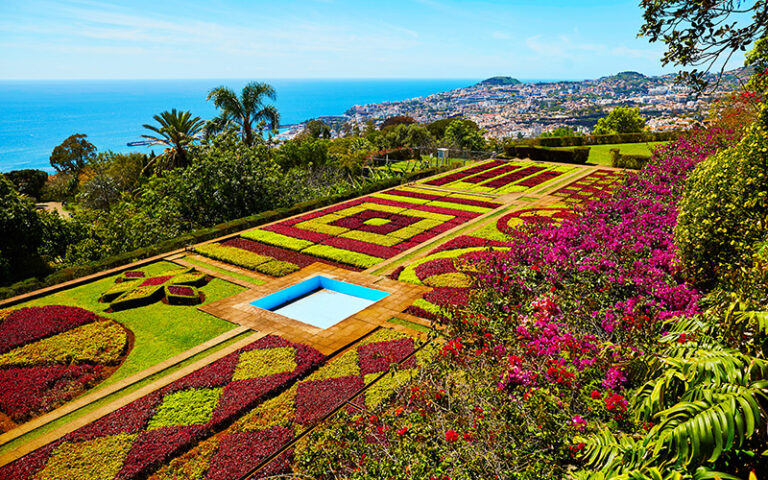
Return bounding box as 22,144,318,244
0,306,129,433
238,189,501,269
149,329,418,480
0,335,324,480
423,159,574,194
551,169,623,205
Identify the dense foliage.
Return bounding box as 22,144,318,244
593,107,647,135
676,106,768,290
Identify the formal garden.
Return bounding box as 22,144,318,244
2,91,768,479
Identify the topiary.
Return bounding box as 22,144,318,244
675,106,768,289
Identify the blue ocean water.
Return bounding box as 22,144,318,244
0,79,478,173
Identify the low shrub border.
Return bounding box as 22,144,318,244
609,148,651,169
0,167,449,304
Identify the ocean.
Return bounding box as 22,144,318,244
0,79,480,173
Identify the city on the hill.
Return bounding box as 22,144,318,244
313,68,749,139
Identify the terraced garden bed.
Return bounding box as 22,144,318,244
224,189,500,269
0,335,324,480
0,306,130,433
421,160,576,194
149,329,421,480
551,169,623,204
6,262,244,390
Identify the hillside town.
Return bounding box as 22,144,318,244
336,69,749,138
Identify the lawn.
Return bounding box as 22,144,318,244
15,261,244,385
559,141,668,166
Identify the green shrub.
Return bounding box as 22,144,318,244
255,260,300,277
110,285,164,310
610,149,651,169
503,145,590,164
676,109,768,288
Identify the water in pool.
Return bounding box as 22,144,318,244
272,288,376,329
250,276,390,329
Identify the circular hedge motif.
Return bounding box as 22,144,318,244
497,208,575,235
0,305,130,432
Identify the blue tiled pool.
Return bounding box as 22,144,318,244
250,276,390,329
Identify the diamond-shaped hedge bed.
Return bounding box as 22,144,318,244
100,267,209,311
0,335,324,480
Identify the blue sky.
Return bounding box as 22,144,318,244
0,0,747,80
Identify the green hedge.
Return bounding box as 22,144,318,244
526,130,678,148
609,149,651,170
0,167,447,303
502,145,590,164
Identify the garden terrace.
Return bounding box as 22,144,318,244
421,159,576,194
229,188,503,269
0,335,324,480
0,156,623,478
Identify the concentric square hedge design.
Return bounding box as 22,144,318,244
421,159,575,194
236,191,501,269
0,335,324,480
551,169,623,204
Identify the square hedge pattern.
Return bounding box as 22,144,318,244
238,189,501,269
421,159,575,194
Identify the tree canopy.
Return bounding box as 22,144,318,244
141,109,204,175
593,107,647,134
639,0,768,91
49,134,96,174
207,82,280,146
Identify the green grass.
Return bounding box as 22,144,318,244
559,141,668,166
16,261,244,385
0,331,257,456
179,256,266,285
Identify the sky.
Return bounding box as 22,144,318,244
0,0,748,81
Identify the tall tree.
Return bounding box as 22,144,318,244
141,109,204,175
593,107,647,134
49,133,96,174
206,82,280,146
639,0,768,91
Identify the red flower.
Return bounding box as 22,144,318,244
396,426,408,435
590,390,602,399
463,433,474,442
445,430,459,443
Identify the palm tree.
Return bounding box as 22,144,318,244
206,82,280,146
141,109,204,175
